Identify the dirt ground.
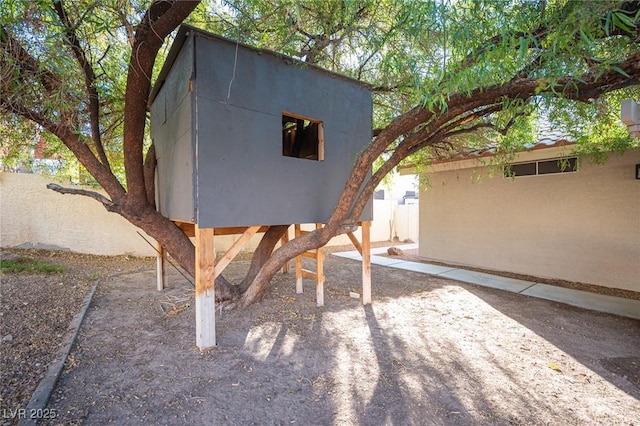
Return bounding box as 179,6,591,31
1,248,639,425
0,250,152,423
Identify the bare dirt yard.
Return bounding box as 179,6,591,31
1,248,639,425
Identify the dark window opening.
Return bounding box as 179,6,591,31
282,114,324,161
507,162,537,177
505,157,578,177
538,157,578,174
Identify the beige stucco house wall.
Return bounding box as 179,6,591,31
418,147,640,292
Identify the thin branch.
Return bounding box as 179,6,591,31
53,0,111,170
371,84,400,93
446,112,522,139
0,94,126,200
461,0,559,71
0,27,61,93
47,183,116,211
115,1,136,47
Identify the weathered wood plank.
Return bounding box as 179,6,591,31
301,269,317,279
300,251,319,259
361,221,372,305
295,224,303,293
316,248,325,307
317,121,325,161
214,226,269,236
174,220,195,237
156,242,167,291
315,223,325,307
195,226,216,349
213,225,261,279
171,221,270,238
347,231,363,255
280,227,290,273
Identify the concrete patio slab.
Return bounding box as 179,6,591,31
386,261,457,275
332,250,361,260
331,246,638,320
521,283,640,320
438,269,535,293
331,252,406,266
369,255,407,266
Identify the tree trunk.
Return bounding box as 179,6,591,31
239,225,290,293
239,223,339,306
117,201,239,301
119,202,195,275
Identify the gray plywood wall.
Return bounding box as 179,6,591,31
151,26,373,228
151,35,195,223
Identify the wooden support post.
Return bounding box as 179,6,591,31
156,241,167,291
281,226,290,273
294,223,326,305
195,226,216,349
361,221,372,305
315,223,325,306
294,224,303,293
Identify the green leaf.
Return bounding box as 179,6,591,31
615,11,636,28
604,11,612,36
579,29,590,45
610,66,630,78
518,36,527,62
612,12,633,33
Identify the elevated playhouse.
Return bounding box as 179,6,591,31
150,25,373,348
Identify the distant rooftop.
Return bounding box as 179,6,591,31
429,118,574,164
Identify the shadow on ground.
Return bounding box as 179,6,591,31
43,256,640,425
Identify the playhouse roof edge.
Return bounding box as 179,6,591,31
149,24,373,106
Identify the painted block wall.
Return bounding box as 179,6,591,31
419,148,640,292
1,173,418,256
0,173,156,256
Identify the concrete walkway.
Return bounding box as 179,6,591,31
332,244,640,321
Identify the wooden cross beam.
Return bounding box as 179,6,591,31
213,225,261,279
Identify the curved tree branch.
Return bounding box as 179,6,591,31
0,26,61,94
53,0,111,170
239,225,290,293
0,95,126,200
143,143,157,206
46,183,116,211
123,0,200,204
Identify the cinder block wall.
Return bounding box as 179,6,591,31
0,173,157,256
1,173,418,256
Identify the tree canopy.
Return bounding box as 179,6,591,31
206,0,640,155
1,0,639,305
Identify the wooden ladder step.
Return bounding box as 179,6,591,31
301,269,319,279
300,251,320,259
